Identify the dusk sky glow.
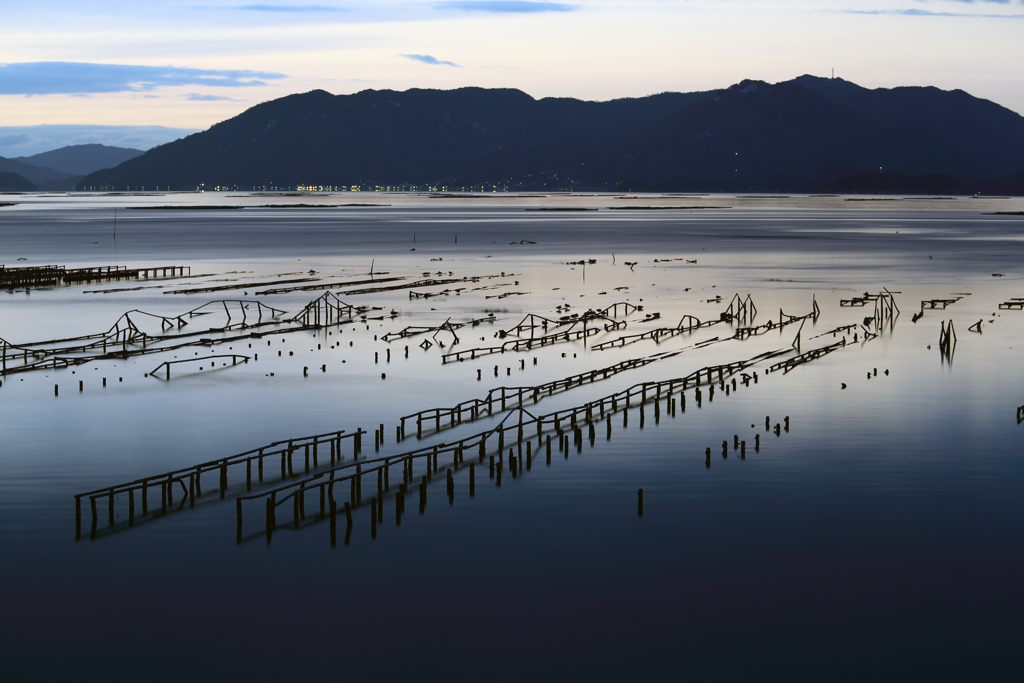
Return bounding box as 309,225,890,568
2,1,1022,139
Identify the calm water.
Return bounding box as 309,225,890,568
1,193,1022,681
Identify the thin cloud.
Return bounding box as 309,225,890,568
401,54,460,67
0,133,33,148
184,93,240,101
436,1,576,12
844,8,1024,17
0,62,286,95
198,4,349,11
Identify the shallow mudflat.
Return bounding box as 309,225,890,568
1,192,1022,680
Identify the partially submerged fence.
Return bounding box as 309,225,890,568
233,348,791,541
75,428,365,538
1,264,189,288
399,352,670,440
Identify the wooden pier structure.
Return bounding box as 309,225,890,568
148,354,250,379
1,264,189,289
400,353,668,440
590,314,710,350
73,322,868,543
442,324,600,363
289,292,366,326
75,428,365,539
381,315,496,343
230,348,793,541
768,339,846,374
998,298,1024,310
1,300,286,376
939,320,956,359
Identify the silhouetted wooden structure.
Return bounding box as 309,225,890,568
148,354,250,379
401,353,668,439
591,314,712,350
75,428,365,539
998,298,1024,310
1,264,189,289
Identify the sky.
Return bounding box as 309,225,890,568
1,0,1022,155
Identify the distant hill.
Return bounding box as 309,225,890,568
0,156,74,185
0,172,38,192
15,144,143,176
78,77,1024,193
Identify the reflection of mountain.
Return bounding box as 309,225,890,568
78,76,1024,193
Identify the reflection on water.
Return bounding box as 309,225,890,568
1,194,1022,679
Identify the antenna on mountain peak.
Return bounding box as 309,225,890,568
831,68,834,80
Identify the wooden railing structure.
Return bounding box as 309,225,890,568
939,320,956,360
399,352,670,440
148,354,250,380
289,292,367,326
843,290,899,319
232,348,791,542
75,428,365,539
591,314,712,350
998,298,1024,310
75,323,863,543
1,300,286,376
921,297,961,310
381,315,497,343
723,293,757,322
442,325,598,363
440,304,647,362
1,264,189,288
768,339,846,374
809,324,858,340
733,300,818,340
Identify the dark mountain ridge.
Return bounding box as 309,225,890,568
795,75,1024,177
79,77,1024,193
584,79,991,191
